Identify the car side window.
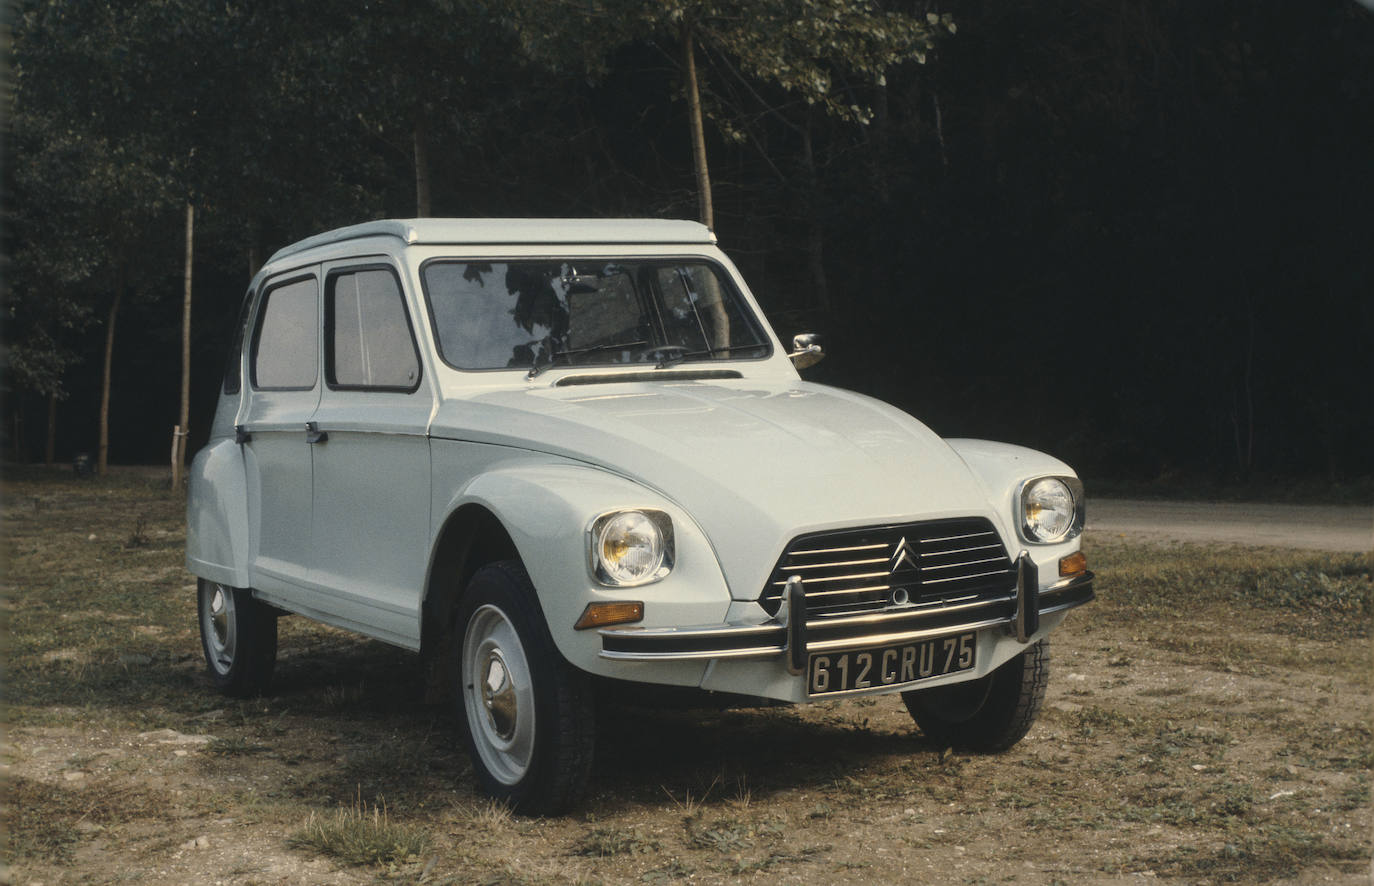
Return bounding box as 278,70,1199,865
222,287,254,395
251,277,319,390
326,267,421,391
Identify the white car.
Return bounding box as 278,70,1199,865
186,218,1094,813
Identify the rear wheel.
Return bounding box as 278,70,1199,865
456,561,594,815
903,638,1048,752
197,579,277,697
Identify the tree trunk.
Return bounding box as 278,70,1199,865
414,120,432,218
800,121,831,314
933,91,949,169
246,218,261,281
681,23,714,230
45,391,57,466
174,202,194,488
98,289,122,477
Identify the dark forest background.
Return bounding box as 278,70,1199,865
3,0,1372,492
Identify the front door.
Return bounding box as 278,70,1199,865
306,262,433,649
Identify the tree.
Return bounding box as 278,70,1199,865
518,0,951,230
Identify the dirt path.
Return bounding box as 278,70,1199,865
1089,499,1373,553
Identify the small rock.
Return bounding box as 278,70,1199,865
181,835,210,851
1066,673,1087,682
87,534,97,541
1191,764,1207,772
63,771,85,782
174,749,189,757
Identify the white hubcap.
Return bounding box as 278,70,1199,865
463,605,536,785
203,583,236,675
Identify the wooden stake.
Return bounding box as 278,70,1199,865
174,202,194,487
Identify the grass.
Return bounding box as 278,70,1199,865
1088,538,1370,622
289,796,431,867
1142,825,1368,881
571,826,661,857
2,468,1369,884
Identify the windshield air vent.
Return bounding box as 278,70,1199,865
554,369,744,387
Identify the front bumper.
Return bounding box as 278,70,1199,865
598,564,1094,664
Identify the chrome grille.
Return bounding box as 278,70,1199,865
760,518,1015,618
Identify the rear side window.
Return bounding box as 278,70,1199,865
326,268,421,391
222,288,253,395
251,277,318,390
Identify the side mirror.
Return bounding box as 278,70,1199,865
788,333,825,369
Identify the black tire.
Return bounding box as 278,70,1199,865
903,638,1048,752
197,579,277,697
455,561,595,815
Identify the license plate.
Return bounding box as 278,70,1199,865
807,632,976,696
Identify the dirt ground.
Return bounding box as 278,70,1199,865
2,469,1370,885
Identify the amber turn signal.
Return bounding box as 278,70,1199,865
574,601,644,630
1058,551,1088,577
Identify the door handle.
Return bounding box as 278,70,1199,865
306,421,328,444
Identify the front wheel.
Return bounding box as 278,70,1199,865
903,638,1048,752
197,579,277,697
456,561,594,815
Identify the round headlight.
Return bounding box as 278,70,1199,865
592,510,669,586
1021,477,1078,543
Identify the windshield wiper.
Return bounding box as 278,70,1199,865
654,346,712,369
655,342,768,369
526,338,558,379
553,339,648,360
529,339,649,379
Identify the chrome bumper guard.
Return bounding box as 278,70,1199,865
598,568,1094,662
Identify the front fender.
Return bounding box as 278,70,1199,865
945,438,1083,569
185,438,251,588
434,452,733,677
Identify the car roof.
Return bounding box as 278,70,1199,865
266,218,718,265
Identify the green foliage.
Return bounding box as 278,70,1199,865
2,0,1370,479
516,0,950,123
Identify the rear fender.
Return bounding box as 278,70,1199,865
185,438,251,588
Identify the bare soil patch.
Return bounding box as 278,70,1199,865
2,470,1370,885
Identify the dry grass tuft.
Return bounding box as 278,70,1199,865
290,794,430,867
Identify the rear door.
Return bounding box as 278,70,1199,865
239,272,322,598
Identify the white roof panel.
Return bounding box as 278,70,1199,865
267,218,716,265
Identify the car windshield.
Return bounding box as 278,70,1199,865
422,259,771,372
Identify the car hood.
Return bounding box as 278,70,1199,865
431,378,1002,601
